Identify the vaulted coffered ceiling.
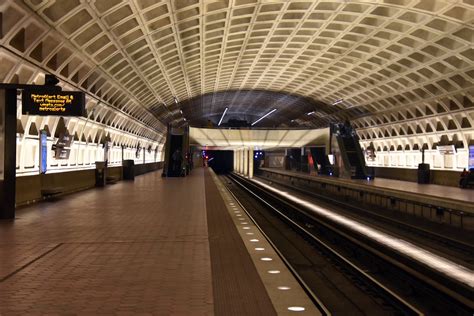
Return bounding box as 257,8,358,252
0,0,473,143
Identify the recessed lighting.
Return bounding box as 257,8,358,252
243,227,250,230
288,307,305,312
260,257,272,261
241,222,248,224
267,270,280,274
255,247,265,251
218,107,228,126
250,239,259,242
251,108,277,126
246,232,254,235
278,286,291,290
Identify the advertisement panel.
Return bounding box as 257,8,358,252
469,145,474,170
39,130,48,173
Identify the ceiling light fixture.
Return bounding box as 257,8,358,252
333,99,343,105
251,109,277,126
306,111,315,115
218,107,228,126
174,97,178,104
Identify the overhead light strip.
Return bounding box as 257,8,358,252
251,109,277,126
218,107,228,126
333,99,343,105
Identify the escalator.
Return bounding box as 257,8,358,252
162,124,190,177
310,147,331,175
331,122,369,179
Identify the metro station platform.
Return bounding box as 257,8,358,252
0,168,317,315
259,168,474,231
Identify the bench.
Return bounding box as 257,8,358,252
41,187,64,198
460,173,474,189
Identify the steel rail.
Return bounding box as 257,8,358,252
227,173,423,315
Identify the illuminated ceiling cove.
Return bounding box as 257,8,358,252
0,0,472,144
189,127,330,149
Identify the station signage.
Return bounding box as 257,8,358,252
436,145,456,155
22,90,86,116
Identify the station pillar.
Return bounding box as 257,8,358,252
0,89,16,219
233,149,237,172
248,148,254,179
239,149,244,174
243,148,249,176
236,150,239,173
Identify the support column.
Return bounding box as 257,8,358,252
235,149,240,173
248,148,254,179
0,89,17,219
240,149,244,174
233,150,237,171
243,148,248,176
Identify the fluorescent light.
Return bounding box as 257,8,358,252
218,107,228,126
251,109,277,126
306,111,315,115
174,97,178,104
333,98,343,105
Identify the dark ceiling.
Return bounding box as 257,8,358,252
176,90,355,128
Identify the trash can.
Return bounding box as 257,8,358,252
95,161,106,187
417,163,430,184
123,159,135,180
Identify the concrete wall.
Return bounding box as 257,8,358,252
16,161,163,206
373,167,461,187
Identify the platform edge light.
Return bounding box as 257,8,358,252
251,109,277,126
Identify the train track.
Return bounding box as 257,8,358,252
224,173,473,315
257,173,473,266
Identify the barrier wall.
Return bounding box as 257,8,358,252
373,167,462,187
15,161,163,206
259,168,473,230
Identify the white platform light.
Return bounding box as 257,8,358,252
288,307,305,312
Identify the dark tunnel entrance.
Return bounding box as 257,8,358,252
207,150,233,174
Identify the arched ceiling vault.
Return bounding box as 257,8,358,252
0,0,473,140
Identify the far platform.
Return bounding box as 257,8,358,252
259,168,474,231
